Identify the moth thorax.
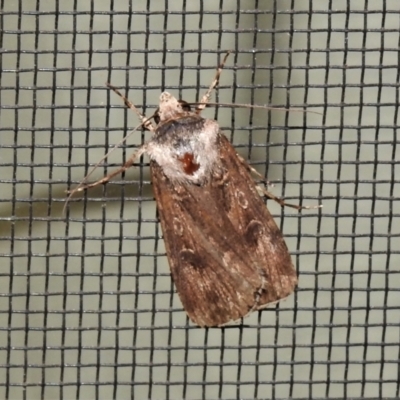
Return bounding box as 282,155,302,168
149,117,221,184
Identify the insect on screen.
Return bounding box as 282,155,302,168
0,1,399,400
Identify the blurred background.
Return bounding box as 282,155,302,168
0,1,399,399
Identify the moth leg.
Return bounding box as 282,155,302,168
258,186,303,210
235,153,274,188
235,152,321,210
106,83,155,131
66,145,148,195
258,185,322,210
196,51,231,114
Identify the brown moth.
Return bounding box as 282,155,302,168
69,53,300,327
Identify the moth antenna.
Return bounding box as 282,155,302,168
196,51,232,114
106,83,155,131
190,102,322,116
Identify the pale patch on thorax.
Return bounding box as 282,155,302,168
146,92,221,184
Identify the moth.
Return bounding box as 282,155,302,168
69,53,303,327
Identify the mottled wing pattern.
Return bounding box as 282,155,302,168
151,133,297,327
216,135,297,307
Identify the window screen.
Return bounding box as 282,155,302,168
0,1,399,399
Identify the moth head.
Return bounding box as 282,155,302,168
154,92,192,124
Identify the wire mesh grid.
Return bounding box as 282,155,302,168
0,1,399,399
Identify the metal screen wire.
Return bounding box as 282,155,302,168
0,1,399,399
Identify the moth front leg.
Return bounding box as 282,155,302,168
65,145,149,212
